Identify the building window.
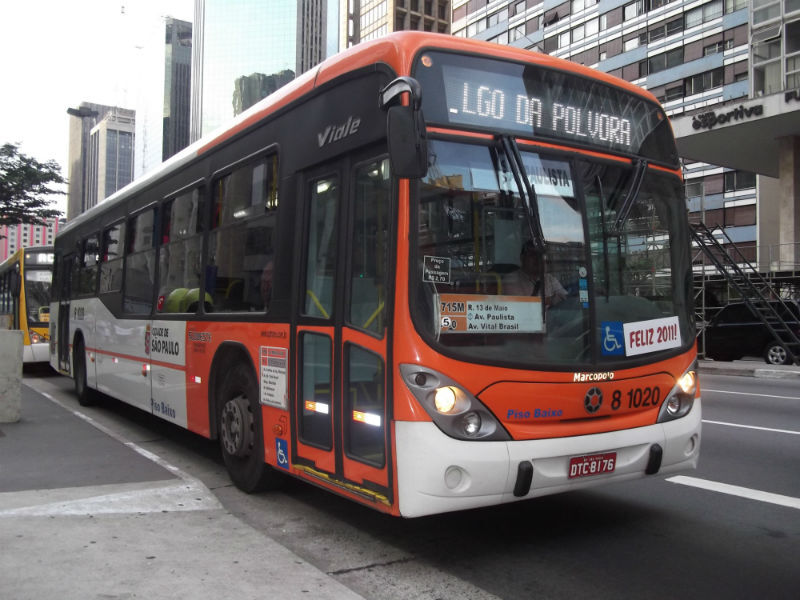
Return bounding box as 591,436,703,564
641,47,684,76
665,84,684,100
724,170,757,192
624,1,640,20
786,20,800,88
685,68,724,94
753,0,781,25
686,0,723,28
753,32,783,95
725,0,748,12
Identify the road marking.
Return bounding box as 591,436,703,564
667,476,800,510
0,480,222,516
703,388,800,400
702,419,800,436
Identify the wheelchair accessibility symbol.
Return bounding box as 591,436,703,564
275,438,290,470
601,321,625,356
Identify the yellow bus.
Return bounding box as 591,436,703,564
0,246,54,362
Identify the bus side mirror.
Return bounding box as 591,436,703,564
387,105,428,178
381,77,428,179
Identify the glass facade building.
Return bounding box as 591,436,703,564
88,109,135,209
191,0,337,140
134,17,193,179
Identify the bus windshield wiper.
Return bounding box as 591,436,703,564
612,158,647,233
497,136,545,251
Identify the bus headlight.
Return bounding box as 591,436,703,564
29,330,41,344
658,365,697,423
460,412,482,436
434,386,458,414
676,370,696,395
400,364,510,441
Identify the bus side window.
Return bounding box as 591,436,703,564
100,222,125,294
158,188,203,313
81,235,101,296
123,209,156,314
303,175,338,319
207,154,278,313
349,158,390,335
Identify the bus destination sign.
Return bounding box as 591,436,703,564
415,51,675,162
448,68,632,149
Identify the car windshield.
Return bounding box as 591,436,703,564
410,139,693,369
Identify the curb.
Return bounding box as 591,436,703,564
698,360,800,379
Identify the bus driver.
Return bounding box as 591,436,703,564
504,241,567,307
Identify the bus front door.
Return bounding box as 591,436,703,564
294,156,393,507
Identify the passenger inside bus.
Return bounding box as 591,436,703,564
503,241,567,307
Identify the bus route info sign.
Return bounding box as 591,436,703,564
437,293,544,334
260,346,288,409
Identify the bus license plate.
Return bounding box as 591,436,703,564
568,452,616,479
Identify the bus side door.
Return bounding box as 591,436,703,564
294,154,393,505
56,253,73,373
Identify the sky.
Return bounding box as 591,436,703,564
0,1,193,214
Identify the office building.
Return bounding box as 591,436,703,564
454,0,800,276
88,109,135,209
340,0,451,49
66,104,135,220
134,17,193,178
0,218,63,262
191,0,339,140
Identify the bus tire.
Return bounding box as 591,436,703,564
217,362,283,493
73,338,96,407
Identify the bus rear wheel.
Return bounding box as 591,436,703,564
73,339,96,407
217,362,282,493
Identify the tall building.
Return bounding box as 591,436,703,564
190,0,338,140
454,0,800,278
134,17,193,179
340,0,451,49
66,104,136,220
88,109,135,209
0,218,63,262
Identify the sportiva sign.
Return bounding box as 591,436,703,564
692,104,763,130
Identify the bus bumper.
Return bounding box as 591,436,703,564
395,399,701,518
23,342,51,364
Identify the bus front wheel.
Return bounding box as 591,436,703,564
217,362,283,493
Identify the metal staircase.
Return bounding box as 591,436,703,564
691,222,800,365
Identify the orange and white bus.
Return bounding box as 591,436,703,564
1,246,53,362
50,32,700,517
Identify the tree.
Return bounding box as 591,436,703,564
0,142,64,230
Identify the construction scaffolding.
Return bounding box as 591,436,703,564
691,223,800,364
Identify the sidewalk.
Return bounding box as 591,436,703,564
698,358,800,379
0,382,365,600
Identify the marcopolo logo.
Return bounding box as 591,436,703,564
584,386,603,414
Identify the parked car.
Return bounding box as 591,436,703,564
701,300,800,365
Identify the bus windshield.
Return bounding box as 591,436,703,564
25,269,52,325
411,139,693,368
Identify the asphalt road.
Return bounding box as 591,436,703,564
16,367,800,600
